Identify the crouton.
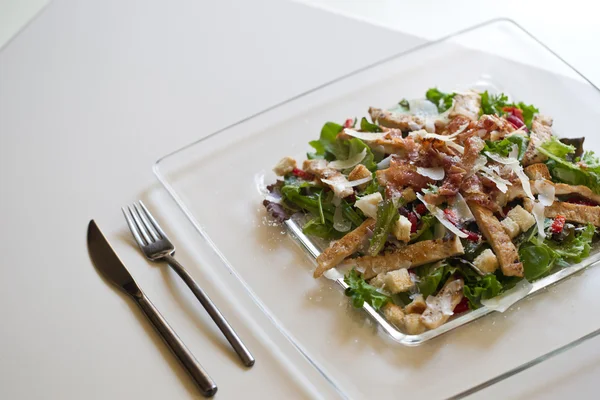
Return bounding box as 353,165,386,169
524,163,552,181
368,274,385,289
383,269,413,294
403,313,427,335
355,193,382,219
501,217,521,239
473,249,499,274
469,202,523,277
405,294,427,314
401,187,417,203
420,278,464,329
356,236,465,279
314,218,376,278
273,156,297,176
507,205,536,232
392,215,412,242
348,164,371,190
382,303,405,329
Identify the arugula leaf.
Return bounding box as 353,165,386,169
344,269,390,310
480,91,509,115
416,262,449,298
360,117,382,133
463,274,503,309
425,88,456,113
513,101,539,129
483,135,528,160
539,137,600,193
339,199,365,227
368,199,399,256
346,138,377,171
361,174,382,195
399,99,410,110
308,122,345,160
519,241,555,280
302,218,342,239
422,183,439,195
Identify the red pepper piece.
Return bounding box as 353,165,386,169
414,203,427,215
292,168,313,180
550,215,566,234
502,106,524,121
343,118,354,129
453,297,470,314
462,230,481,242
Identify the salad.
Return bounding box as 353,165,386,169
263,87,600,334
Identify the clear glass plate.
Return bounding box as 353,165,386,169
154,19,600,399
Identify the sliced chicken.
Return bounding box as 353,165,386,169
448,91,481,121
355,236,465,280
553,183,600,205
522,114,553,166
420,278,464,329
405,294,427,314
368,107,429,132
313,218,375,278
523,200,600,227
303,159,353,198
468,202,524,277
403,313,427,335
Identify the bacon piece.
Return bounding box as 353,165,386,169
376,157,434,191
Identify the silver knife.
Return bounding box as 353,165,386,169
87,220,217,397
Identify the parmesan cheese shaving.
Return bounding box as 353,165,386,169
532,201,547,239
321,175,372,189
377,154,393,170
416,166,445,180
416,193,469,238
343,128,386,141
451,193,475,222
534,180,555,206
328,149,366,170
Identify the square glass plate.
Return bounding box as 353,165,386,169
155,19,600,399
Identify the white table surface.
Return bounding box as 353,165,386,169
1,0,598,399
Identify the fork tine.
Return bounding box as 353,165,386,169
122,207,147,247
138,200,168,239
134,202,160,241
129,204,153,244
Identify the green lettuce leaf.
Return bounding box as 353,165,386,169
302,218,342,239
398,99,410,110
539,137,600,193
425,88,455,113
368,198,399,256
545,223,595,263
416,262,450,298
480,91,509,115
463,274,503,309
519,241,555,280
344,269,390,310
483,135,528,160
514,101,539,129
360,117,382,133
410,213,436,243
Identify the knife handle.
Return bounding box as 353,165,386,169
135,292,218,397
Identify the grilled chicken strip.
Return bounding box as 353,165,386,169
448,91,481,121
314,218,376,278
523,199,600,227
369,107,430,132
420,277,464,330
303,159,354,198
355,236,465,280
469,202,524,277
522,114,553,166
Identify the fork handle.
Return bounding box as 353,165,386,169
135,292,218,397
164,254,255,367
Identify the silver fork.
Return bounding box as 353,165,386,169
122,201,255,367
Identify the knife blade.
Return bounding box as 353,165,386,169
87,220,218,397
87,220,140,296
